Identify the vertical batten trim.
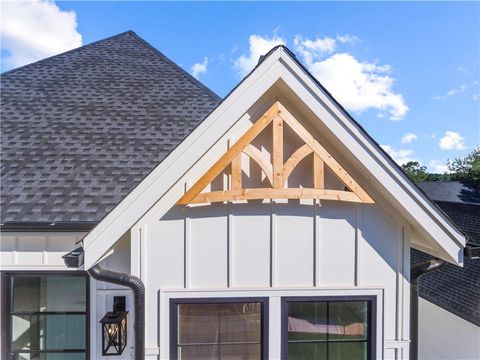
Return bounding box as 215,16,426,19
13,236,17,264
130,227,141,277
395,222,402,340
227,203,234,288
184,204,191,289
141,225,147,283
314,201,320,287
270,202,276,287
355,205,362,286
42,237,47,264
354,204,359,286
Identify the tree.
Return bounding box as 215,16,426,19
401,161,429,182
448,147,480,190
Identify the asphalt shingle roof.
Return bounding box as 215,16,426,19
413,182,480,326
0,31,220,224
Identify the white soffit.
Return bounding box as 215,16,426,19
83,47,465,268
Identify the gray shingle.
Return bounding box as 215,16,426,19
412,198,480,326
1,31,220,223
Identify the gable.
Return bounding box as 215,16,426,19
82,46,465,268
178,101,373,205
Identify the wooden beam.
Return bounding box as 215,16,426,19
277,103,374,203
272,115,284,188
313,154,325,189
242,144,273,185
177,102,280,205
231,154,242,190
190,188,363,204
283,144,313,182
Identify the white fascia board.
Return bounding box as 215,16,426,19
277,50,465,263
83,46,465,268
83,50,283,268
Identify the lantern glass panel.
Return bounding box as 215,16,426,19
100,311,128,356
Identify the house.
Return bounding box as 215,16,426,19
0,31,469,360
413,181,480,360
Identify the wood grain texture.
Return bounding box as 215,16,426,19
313,154,325,189
177,102,279,204
283,144,313,182
242,144,273,185
189,188,363,204
278,102,374,203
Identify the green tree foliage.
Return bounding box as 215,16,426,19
401,161,453,182
448,147,480,190
401,161,429,181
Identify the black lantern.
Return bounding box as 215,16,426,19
100,296,128,356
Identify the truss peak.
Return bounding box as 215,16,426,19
177,101,374,205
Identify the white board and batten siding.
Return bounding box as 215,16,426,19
133,198,411,359
123,95,413,359
0,232,86,270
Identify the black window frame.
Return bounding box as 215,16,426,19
170,297,269,360
1,271,90,360
281,295,376,360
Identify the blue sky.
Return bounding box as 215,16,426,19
1,1,479,173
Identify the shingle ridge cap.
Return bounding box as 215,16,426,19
127,32,221,102
0,30,136,77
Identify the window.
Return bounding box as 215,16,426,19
2,273,89,360
170,298,268,359
281,297,375,360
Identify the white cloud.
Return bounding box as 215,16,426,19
294,35,336,64
234,33,407,120
433,84,468,100
336,34,361,44
439,131,466,150
401,133,418,144
428,160,449,173
304,51,408,120
191,57,208,79
381,145,416,165
1,0,82,69
233,34,286,77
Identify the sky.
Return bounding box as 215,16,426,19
1,1,479,173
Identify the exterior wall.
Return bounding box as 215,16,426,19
90,232,135,360
0,231,86,270
0,231,87,358
418,297,480,360
123,95,414,359
134,200,411,359
0,231,135,359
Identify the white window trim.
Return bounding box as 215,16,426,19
159,287,384,360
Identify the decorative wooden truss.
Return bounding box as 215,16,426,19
177,101,374,205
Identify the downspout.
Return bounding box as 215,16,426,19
63,248,145,360
88,265,145,360
410,259,446,360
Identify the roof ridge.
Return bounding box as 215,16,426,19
127,31,221,102
0,30,136,76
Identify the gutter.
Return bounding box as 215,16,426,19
63,247,145,360
410,258,447,360
0,221,97,232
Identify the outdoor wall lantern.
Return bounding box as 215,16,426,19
100,296,128,356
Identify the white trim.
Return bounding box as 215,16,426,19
82,46,465,268
159,287,384,360
0,265,79,271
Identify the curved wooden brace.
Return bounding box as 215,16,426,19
242,144,274,185
283,144,313,182
190,188,363,204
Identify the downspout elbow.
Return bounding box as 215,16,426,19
88,264,145,360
